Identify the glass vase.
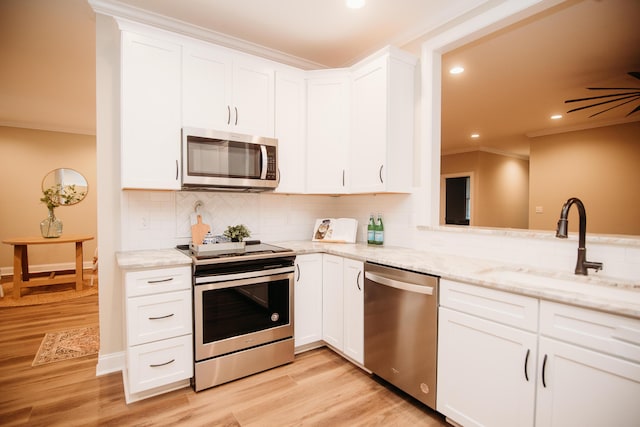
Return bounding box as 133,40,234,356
40,208,63,238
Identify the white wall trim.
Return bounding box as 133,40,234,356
0,261,96,278
96,350,125,376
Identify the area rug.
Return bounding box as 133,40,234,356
0,274,98,308
32,325,100,366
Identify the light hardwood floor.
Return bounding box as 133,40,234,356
0,288,449,426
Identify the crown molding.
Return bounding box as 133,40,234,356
0,120,96,136
526,116,640,138
88,0,328,70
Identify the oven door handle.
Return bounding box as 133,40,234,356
195,267,294,288
365,271,434,295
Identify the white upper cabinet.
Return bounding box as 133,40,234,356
274,69,306,193
183,43,275,137
120,30,182,190
306,70,350,194
349,47,416,193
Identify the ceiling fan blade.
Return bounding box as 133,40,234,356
587,95,640,118
566,94,640,113
565,91,640,103
626,104,640,116
585,87,640,90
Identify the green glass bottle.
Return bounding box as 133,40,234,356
367,214,375,245
374,213,384,245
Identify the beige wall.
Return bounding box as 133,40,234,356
529,121,640,235
441,150,529,229
0,126,97,273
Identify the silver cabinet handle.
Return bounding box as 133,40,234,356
150,359,175,368
175,159,179,181
356,270,362,291
342,169,345,187
234,106,238,125
524,348,530,381
365,271,433,295
296,264,301,282
379,164,384,184
147,277,174,284
227,105,231,125
148,313,175,320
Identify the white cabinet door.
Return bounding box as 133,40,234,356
274,70,306,193
294,254,323,348
322,254,344,350
182,44,274,136
306,72,350,194
121,31,181,190
535,337,640,427
182,43,233,131
349,48,415,193
350,55,387,193
437,307,537,427
232,57,274,136
343,258,364,364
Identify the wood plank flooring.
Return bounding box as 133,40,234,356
0,289,449,426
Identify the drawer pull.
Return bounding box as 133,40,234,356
149,359,175,368
148,313,175,320
147,277,174,284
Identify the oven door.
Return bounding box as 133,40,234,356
194,270,294,361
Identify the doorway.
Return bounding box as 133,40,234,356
441,173,473,226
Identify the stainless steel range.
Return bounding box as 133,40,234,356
181,242,296,392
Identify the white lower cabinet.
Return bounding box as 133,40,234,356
122,265,193,403
343,258,364,364
437,279,538,427
320,254,364,364
535,301,640,427
322,254,344,349
438,279,640,427
294,254,323,348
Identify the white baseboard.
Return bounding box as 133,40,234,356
96,351,125,376
0,261,96,278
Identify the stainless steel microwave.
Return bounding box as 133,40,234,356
181,127,278,191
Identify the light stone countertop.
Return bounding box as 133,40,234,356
116,248,192,270
115,241,640,319
276,241,640,320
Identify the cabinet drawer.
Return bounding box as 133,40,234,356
126,290,192,346
127,334,193,394
540,301,640,363
125,266,191,297
440,279,538,332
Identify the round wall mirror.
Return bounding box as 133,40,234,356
41,168,88,206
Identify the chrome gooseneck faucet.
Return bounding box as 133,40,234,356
555,197,603,275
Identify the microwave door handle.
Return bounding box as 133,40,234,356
260,145,268,179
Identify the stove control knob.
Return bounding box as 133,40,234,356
271,313,280,322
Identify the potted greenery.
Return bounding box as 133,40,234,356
223,224,251,242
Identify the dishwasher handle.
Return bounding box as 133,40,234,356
365,271,434,295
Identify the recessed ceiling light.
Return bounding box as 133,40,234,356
550,114,563,120
346,0,365,9
449,66,464,74
470,133,480,139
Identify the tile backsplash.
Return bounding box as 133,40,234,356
121,190,639,281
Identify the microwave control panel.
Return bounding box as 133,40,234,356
266,146,277,180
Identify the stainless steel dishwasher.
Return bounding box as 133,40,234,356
364,262,439,409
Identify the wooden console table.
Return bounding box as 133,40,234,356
2,234,94,299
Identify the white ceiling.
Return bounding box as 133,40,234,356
0,0,638,155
